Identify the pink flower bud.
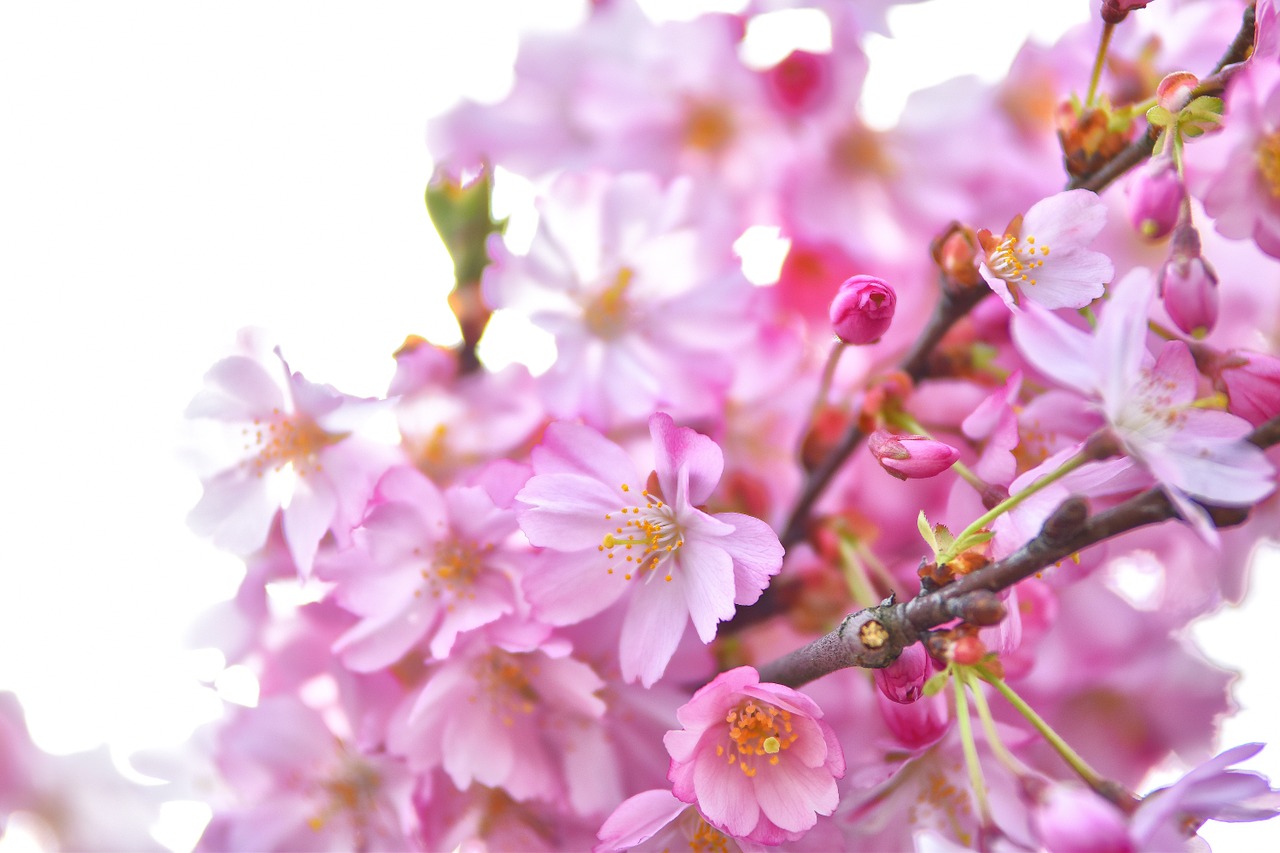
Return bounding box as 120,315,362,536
874,642,931,704
1101,0,1154,25
1159,225,1218,338
763,50,834,116
868,429,960,480
1218,350,1280,426
1033,785,1134,853
876,690,949,749
1125,156,1184,240
1156,71,1199,113
830,275,896,345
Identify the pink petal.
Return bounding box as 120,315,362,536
674,539,735,642
281,476,338,576
694,742,761,836
185,355,286,421
597,789,688,850
713,512,785,606
522,547,627,625
187,469,277,555
650,412,724,506
620,574,690,686
752,758,838,832
531,420,639,486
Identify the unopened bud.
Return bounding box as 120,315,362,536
876,690,949,749
1101,0,1153,25
830,275,896,345
1125,156,1184,240
951,635,988,665
763,50,833,116
868,429,960,480
1215,350,1280,426
1156,71,1199,113
1159,224,1218,338
930,222,985,291
875,642,932,704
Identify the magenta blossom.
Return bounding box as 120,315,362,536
977,189,1114,310
664,667,845,845
517,414,783,686
829,275,896,344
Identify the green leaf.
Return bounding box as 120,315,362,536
1146,105,1174,129
918,511,937,553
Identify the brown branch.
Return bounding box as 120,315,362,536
757,415,1280,688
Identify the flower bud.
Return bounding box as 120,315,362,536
874,642,932,704
876,690,949,749
1159,224,1218,338
930,221,985,291
868,429,960,480
1125,156,1184,240
1101,0,1154,25
1216,350,1280,426
829,275,896,345
1156,71,1199,113
1033,784,1134,853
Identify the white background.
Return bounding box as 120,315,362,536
1,1,1275,849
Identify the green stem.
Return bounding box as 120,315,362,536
807,340,847,426
837,534,879,609
953,668,993,825
979,672,1107,791
1086,22,1114,107
940,450,1090,563
960,668,1026,777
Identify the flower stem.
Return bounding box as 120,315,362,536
960,668,1026,777
953,669,993,825
978,671,1106,791
941,450,1089,563
837,533,879,609
1086,23,1114,107
806,340,847,430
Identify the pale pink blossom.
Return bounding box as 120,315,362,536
186,330,400,575
317,464,528,669
385,620,619,817
517,414,783,686
1194,58,1280,259
483,171,758,428
978,189,1114,310
1011,269,1274,539
664,667,845,845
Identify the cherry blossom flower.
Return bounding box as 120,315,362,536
517,414,783,686
483,171,758,428
386,620,619,817
1011,270,1274,539
186,330,400,575
1194,51,1280,258
317,464,528,669
663,666,845,845
977,189,1114,310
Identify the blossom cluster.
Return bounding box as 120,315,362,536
10,1,1280,850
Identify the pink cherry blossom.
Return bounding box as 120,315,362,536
597,788,763,852
517,413,783,686
978,189,1114,310
1011,269,1274,539
664,666,845,845
317,464,528,669
482,171,758,428
1194,53,1280,259
186,329,400,575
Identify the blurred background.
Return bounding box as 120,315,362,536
1,1,1275,848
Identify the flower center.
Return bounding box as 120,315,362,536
241,408,343,477
683,101,735,153
831,124,896,177
417,537,489,603
305,750,383,840
987,233,1050,288
598,483,684,582
715,699,797,778
583,267,634,340
1257,130,1280,198
678,809,735,853
470,650,539,727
